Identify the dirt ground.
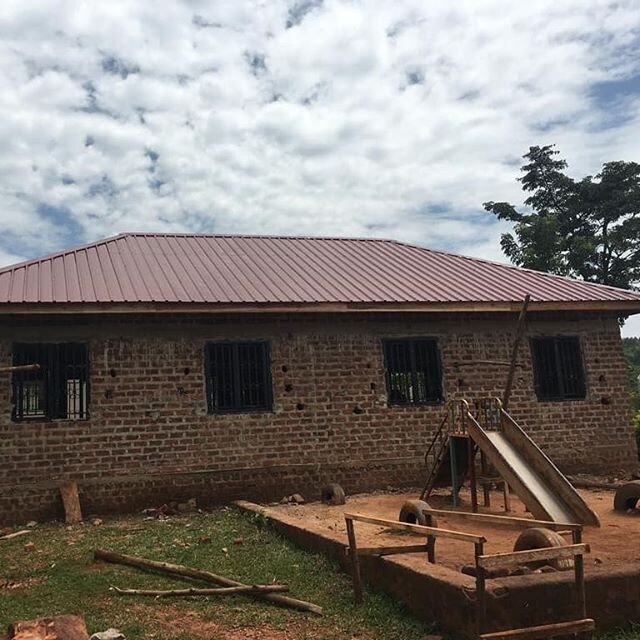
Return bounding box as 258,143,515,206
265,487,640,575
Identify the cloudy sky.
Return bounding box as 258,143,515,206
1,0,639,334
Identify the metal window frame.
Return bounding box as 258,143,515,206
530,335,586,402
11,342,90,422
204,340,273,414
382,337,444,407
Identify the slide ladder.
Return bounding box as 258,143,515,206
421,400,474,501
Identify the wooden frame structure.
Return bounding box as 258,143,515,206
344,511,594,640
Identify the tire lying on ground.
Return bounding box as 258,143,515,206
613,480,640,512
320,483,346,506
398,499,437,528
513,527,573,571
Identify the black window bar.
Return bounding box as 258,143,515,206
530,336,586,401
384,338,443,405
205,341,273,413
12,343,90,421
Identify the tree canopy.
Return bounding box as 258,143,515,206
484,145,640,289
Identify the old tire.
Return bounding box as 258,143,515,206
514,527,573,571
613,481,640,512
398,499,437,527
320,483,346,506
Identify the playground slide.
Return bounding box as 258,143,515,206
465,410,600,526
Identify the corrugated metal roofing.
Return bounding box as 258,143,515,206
0,233,639,309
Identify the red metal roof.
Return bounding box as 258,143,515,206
0,233,638,310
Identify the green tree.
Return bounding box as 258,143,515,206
624,337,640,412
484,145,640,289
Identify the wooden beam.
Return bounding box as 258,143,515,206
479,618,595,640
344,513,486,544
477,543,589,570
420,508,582,532
355,544,429,557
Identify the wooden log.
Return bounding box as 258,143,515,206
60,483,82,525
9,615,88,640
94,549,322,615
113,584,288,597
0,530,30,540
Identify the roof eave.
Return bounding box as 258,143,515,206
0,300,638,315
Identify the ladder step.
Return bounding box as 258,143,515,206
480,619,594,640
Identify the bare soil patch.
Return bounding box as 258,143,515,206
266,487,640,574
130,603,371,640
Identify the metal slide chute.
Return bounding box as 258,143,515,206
465,399,600,526
421,398,600,527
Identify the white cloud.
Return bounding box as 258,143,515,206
0,0,639,333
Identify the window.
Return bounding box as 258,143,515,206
383,338,443,405
205,341,272,413
12,343,89,421
530,336,586,401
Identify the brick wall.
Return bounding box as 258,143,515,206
0,311,636,524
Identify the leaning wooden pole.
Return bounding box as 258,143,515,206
94,549,322,615
502,294,531,411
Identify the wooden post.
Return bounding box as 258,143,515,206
345,518,363,605
425,514,436,563
449,438,459,507
475,541,486,637
468,438,478,513
572,529,586,619
480,453,491,508
502,294,531,411
502,481,511,513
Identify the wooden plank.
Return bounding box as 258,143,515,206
345,518,363,605
420,508,582,532
478,544,589,570
355,544,428,557
479,618,595,640
344,513,486,544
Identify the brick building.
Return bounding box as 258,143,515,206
0,233,639,524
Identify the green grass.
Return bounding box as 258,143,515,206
0,507,432,639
